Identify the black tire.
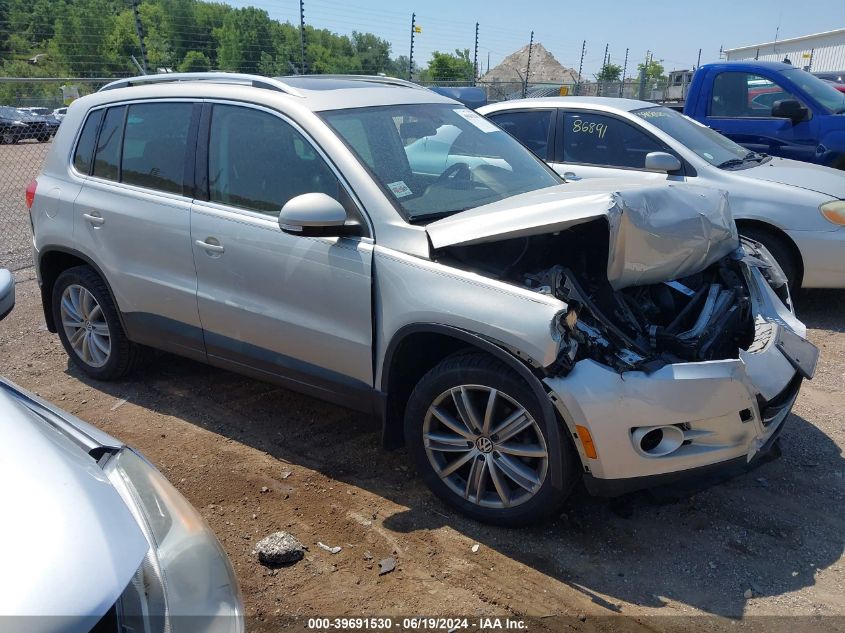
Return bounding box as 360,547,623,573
404,352,578,526
37,134,50,143
1,131,16,145
739,225,801,291
52,266,144,380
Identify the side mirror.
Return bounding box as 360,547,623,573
0,269,15,321
278,193,359,238
644,151,683,173
771,99,808,124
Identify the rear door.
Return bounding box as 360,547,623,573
190,102,374,408
72,100,205,359
700,71,818,162
484,108,556,161
551,109,681,182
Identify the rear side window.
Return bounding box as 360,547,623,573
486,110,553,159
72,109,104,175
207,104,341,216
92,106,125,181
121,103,192,194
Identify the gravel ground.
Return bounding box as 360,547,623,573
2,271,843,630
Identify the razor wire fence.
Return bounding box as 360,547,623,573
0,78,110,271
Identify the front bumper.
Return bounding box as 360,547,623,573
544,265,817,493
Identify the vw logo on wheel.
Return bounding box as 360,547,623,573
475,436,494,453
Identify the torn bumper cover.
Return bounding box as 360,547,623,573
544,261,818,495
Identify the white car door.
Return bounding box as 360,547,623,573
551,109,685,184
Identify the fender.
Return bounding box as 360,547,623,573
380,323,567,490
36,245,127,334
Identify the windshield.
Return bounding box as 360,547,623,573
633,106,758,167
321,103,561,222
0,106,21,119
781,68,845,113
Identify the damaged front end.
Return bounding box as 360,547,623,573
428,182,818,491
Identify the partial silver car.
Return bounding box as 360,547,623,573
27,73,817,525
480,97,845,289
0,271,243,632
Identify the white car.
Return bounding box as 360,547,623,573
480,97,845,289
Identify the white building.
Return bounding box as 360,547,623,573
724,27,845,72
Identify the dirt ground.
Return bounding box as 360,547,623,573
1,139,843,630
2,268,844,631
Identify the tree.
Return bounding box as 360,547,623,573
637,59,666,82
422,48,473,82
595,62,622,82
179,50,211,72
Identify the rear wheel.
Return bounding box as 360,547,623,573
52,266,143,380
405,352,578,526
739,225,801,291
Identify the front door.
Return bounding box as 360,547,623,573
551,110,683,183
701,70,818,163
190,103,374,408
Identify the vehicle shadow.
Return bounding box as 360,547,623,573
793,288,845,333
66,345,845,619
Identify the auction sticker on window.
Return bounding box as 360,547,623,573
453,108,500,133
387,180,413,198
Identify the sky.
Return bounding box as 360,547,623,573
226,0,843,77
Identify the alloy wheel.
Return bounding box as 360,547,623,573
60,284,111,368
423,385,549,509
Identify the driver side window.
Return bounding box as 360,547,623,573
709,72,802,118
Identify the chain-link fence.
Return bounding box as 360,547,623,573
0,79,110,271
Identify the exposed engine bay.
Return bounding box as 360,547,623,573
435,220,787,374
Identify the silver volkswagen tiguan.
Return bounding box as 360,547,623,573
27,73,818,525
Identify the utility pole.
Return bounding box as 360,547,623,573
473,22,479,85
131,0,148,74
409,13,416,81
299,0,306,74
576,40,585,96
600,42,609,96
620,47,629,97
638,50,650,100
523,31,534,98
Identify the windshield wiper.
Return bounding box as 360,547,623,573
716,158,746,169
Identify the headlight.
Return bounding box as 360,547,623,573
820,200,845,226
105,449,244,633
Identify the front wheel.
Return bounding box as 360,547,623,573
1,131,16,145
404,352,578,526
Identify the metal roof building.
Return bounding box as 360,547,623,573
724,27,845,72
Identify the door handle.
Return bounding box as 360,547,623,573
195,239,225,253
82,213,105,226
563,172,581,181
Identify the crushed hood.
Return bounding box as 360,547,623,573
427,181,739,290
740,156,845,199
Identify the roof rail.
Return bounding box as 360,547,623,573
98,72,304,97
277,74,425,90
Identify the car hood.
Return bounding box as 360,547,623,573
739,156,845,198
426,181,738,290
0,380,148,632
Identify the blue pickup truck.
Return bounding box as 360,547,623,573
683,61,845,169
